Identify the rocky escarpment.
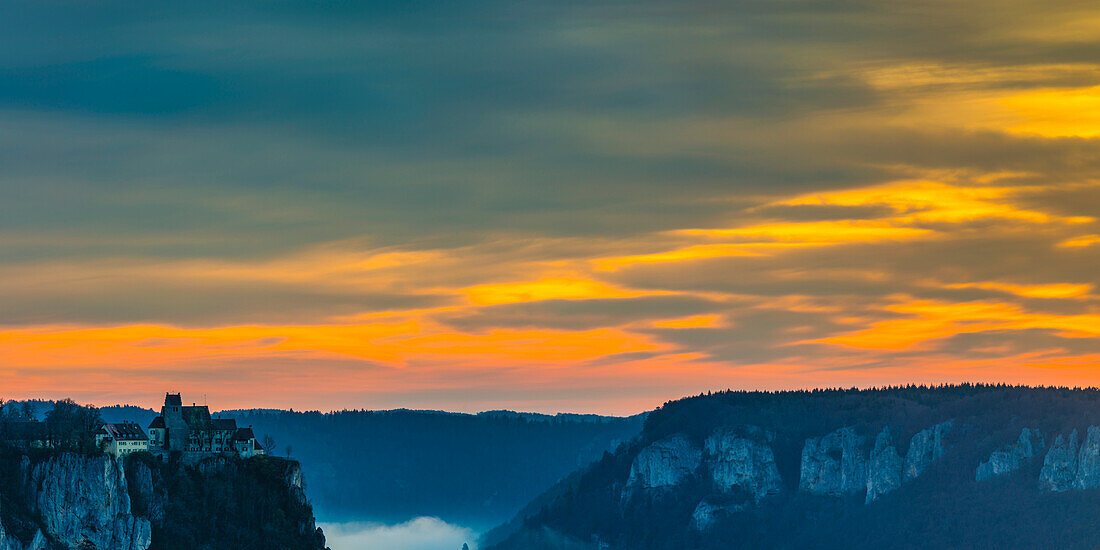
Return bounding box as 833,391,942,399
627,427,782,530
0,451,326,550
1038,426,1100,492
0,453,151,550
626,434,702,489
797,421,954,503
1074,426,1100,490
25,454,151,550
632,420,958,524
903,420,953,481
1038,429,1078,491
865,427,904,503
486,387,1100,550
976,428,1044,481
705,427,782,501
800,427,866,496
628,428,781,501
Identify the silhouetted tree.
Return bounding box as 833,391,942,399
45,399,101,453
263,434,276,454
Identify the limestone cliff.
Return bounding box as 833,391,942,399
976,428,1043,481
704,428,783,501
799,427,866,497
903,420,953,481
25,454,151,550
796,422,952,503
626,434,702,489
865,427,904,503
1039,429,1079,492
690,499,745,531
0,453,150,550
1074,426,1100,490
0,451,326,550
1036,426,1100,492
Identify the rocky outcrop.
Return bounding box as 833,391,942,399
690,499,745,531
903,420,953,481
23,453,151,550
799,427,867,496
976,428,1044,481
1074,426,1100,490
627,434,702,489
704,428,783,501
1039,429,1080,492
865,427,904,503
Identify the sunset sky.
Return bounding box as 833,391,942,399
2,1,1099,414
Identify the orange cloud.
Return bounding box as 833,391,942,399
945,282,1094,299
462,276,658,306
1059,234,1100,248
815,299,1100,351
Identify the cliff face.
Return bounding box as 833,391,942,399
0,453,150,550
0,451,325,550
626,426,782,530
626,434,702,489
25,454,152,550
1039,429,1080,491
1036,426,1100,492
865,427,904,503
627,428,783,501
704,428,782,501
1073,426,1100,490
797,422,953,503
800,427,866,497
903,421,953,481
976,428,1043,481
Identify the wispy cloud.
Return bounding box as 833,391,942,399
1,0,1099,412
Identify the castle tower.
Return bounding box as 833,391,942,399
163,392,188,451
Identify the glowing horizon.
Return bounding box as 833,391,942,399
2,1,1099,415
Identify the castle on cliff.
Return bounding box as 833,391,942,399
145,393,265,458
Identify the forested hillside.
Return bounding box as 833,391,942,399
228,408,643,527
487,385,1100,549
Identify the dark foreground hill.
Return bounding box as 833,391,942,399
485,385,1100,550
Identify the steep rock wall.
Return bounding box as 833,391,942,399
903,421,953,482
704,428,783,501
626,434,702,489
1039,429,1080,492
976,428,1043,481
865,427,904,503
24,454,151,550
799,427,867,497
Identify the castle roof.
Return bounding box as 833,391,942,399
102,422,148,441
181,405,213,430
213,418,237,430
148,416,165,429
165,393,182,407
232,427,256,441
